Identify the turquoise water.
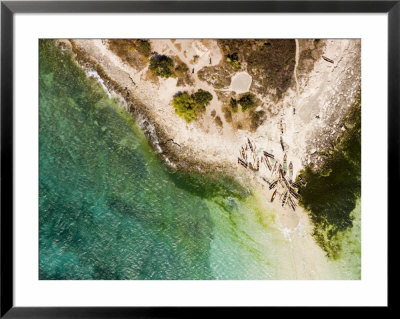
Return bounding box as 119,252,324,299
329,198,361,279
39,40,360,280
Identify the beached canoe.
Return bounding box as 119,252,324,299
271,189,277,203
282,191,288,207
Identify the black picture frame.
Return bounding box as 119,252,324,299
1,0,394,317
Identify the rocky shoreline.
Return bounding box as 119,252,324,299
64,40,235,176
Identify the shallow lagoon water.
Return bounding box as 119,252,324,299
39,40,360,280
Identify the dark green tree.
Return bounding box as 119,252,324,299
149,54,174,78
226,52,241,70
239,93,256,111
192,89,213,111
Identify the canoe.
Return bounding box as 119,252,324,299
264,155,272,171
282,191,288,207
271,189,277,202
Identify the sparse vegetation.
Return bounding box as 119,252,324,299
215,116,223,127
198,40,298,101
222,107,232,123
224,40,296,98
174,61,189,76
174,58,193,86
136,40,151,57
197,65,231,89
298,39,326,76
249,110,266,131
172,90,213,123
107,39,151,69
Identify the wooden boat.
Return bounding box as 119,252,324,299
291,182,300,188
282,191,288,207
288,196,296,211
280,136,285,151
322,55,334,63
238,158,248,168
269,180,278,190
264,155,272,171
249,159,259,172
279,178,286,189
270,189,277,203
289,161,293,179
262,177,270,185
283,153,287,174
240,147,246,160
283,176,290,189
263,151,274,159
247,138,254,152
298,175,306,186
278,164,283,178
289,187,299,199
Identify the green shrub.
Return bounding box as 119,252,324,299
137,40,151,57
230,97,238,113
239,93,256,111
226,52,241,70
174,62,189,75
149,54,174,78
192,89,213,111
215,116,223,127
172,90,213,123
172,92,197,122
